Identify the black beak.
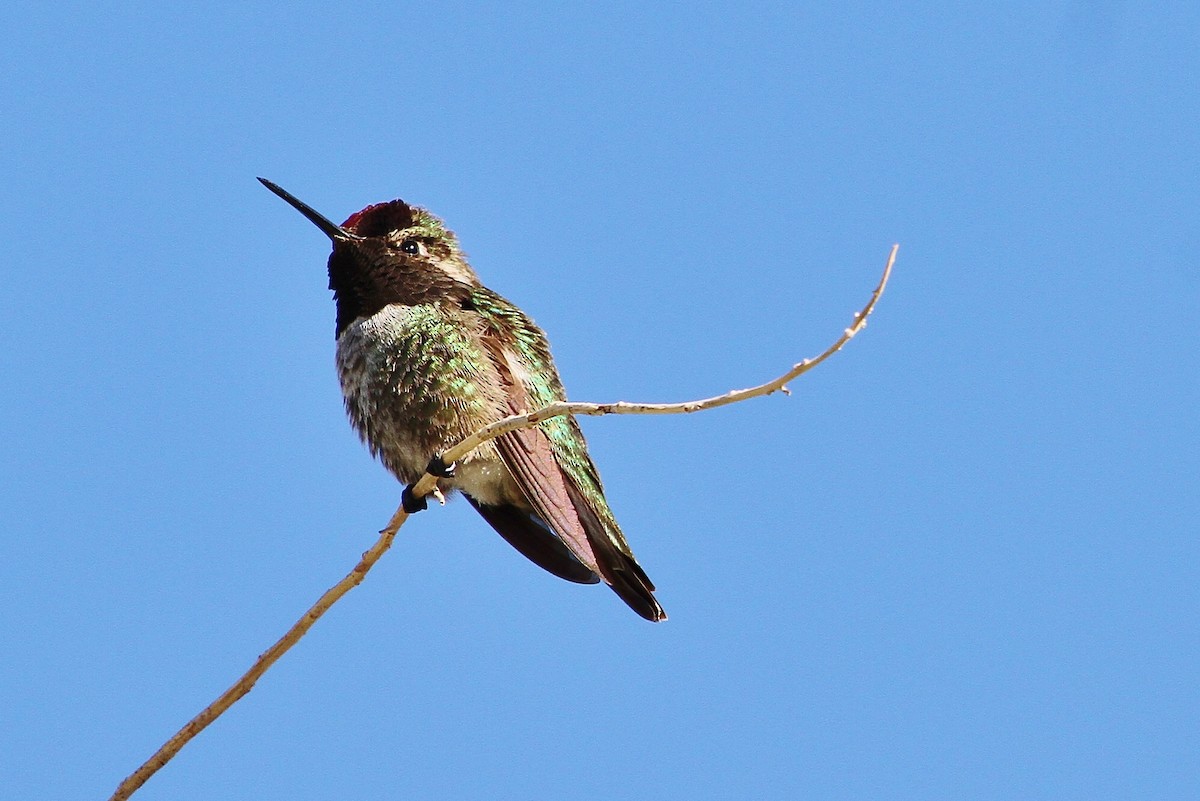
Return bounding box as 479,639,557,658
258,178,363,242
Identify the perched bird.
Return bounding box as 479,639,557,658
259,179,665,621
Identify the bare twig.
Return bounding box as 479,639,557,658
108,518,410,801
108,244,896,801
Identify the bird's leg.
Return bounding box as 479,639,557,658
401,485,427,514
426,453,457,479
401,454,458,515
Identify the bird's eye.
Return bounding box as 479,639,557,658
400,238,422,255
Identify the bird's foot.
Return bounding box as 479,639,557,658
426,453,457,479
401,484,428,514
403,454,455,514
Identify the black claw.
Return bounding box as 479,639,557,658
401,485,428,514
427,453,457,478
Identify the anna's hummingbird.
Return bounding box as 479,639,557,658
259,179,665,622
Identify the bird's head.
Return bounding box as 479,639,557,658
259,178,478,335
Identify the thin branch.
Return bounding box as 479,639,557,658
108,518,410,801
108,244,896,801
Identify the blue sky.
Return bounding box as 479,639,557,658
2,3,1197,800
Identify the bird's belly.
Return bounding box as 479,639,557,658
334,304,519,505
448,456,519,506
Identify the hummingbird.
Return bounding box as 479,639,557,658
259,178,665,622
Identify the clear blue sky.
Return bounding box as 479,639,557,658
3,4,1196,800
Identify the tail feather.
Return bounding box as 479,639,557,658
604,555,667,622
564,481,666,622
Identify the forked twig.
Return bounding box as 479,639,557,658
108,244,896,801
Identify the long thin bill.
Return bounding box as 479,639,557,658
257,178,361,241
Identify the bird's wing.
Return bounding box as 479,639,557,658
474,312,664,621
465,496,600,584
